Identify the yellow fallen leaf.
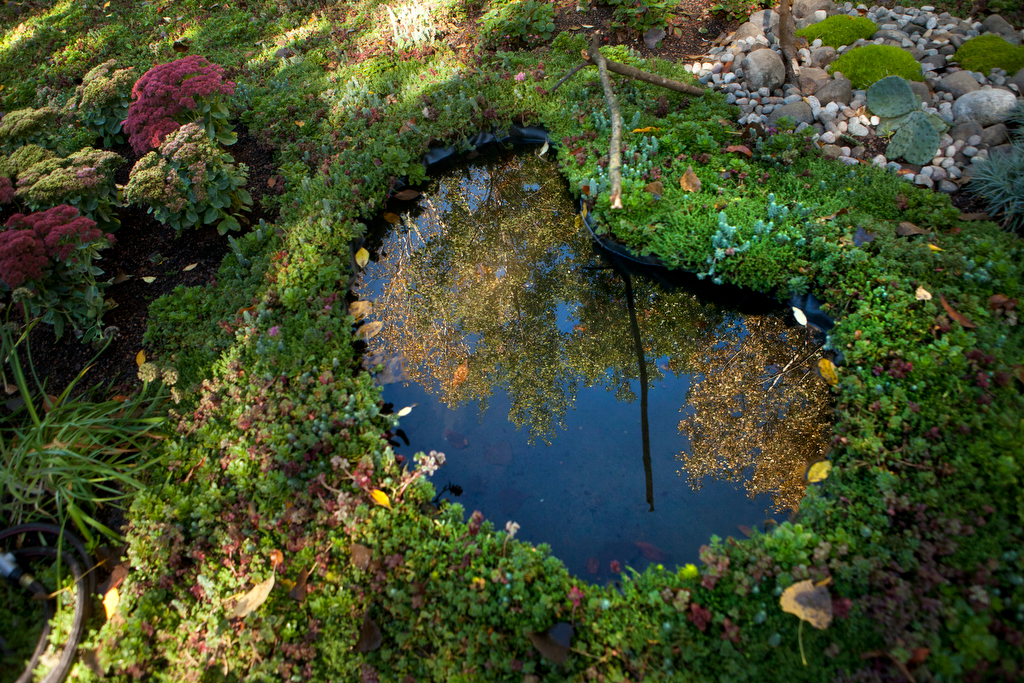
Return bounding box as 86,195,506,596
229,575,275,619
631,126,661,133
142,276,156,283
915,286,932,301
103,586,119,619
397,405,414,417
581,203,588,220
806,460,832,483
355,247,370,268
383,212,400,225
370,489,391,509
928,244,943,251
679,165,701,193
294,120,305,127
183,263,198,271
135,350,146,366
780,580,832,630
349,300,373,321
356,320,383,341
817,358,839,386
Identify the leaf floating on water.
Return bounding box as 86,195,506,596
792,307,808,326
526,622,574,663
393,189,420,201
896,221,929,236
370,489,391,509
356,611,383,653
356,321,383,341
939,294,976,329
737,524,753,537
350,543,373,571
349,300,373,321
135,350,146,366
817,358,839,386
183,262,198,271
806,460,832,483
355,247,370,268
396,405,414,417
679,166,701,193
780,580,833,630
383,212,400,225
915,286,932,301
229,575,275,620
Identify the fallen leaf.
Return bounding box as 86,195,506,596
98,563,129,595
142,276,156,283
806,460,832,483
939,294,976,329
135,350,146,366
229,575,275,619
182,262,197,271
679,166,701,193
631,126,661,133
644,180,664,196
356,320,383,341
396,405,413,417
370,489,391,509
780,580,833,629
383,212,400,224
927,244,943,252
537,141,549,157
294,120,305,127
349,300,372,321
896,221,929,236
267,176,277,187
269,549,284,568
817,358,839,386
103,586,119,619
737,524,753,537
792,307,808,327
393,189,419,201
289,568,309,602
725,144,752,157
356,611,383,652
350,543,372,570
355,247,370,268
909,647,930,664
526,622,573,663
113,269,131,284
958,212,989,221
915,286,932,301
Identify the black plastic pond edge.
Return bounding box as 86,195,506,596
382,124,839,351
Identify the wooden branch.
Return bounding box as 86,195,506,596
588,38,623,210
579,51,705,96
778,0,796,84
550,62,588,94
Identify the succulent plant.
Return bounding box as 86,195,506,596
866,75,917,119
884,110,941,166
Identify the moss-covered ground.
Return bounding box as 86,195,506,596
1,0,1023,681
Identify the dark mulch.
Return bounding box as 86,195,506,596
12,125,280,398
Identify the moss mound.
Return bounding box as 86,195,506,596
953,33,1024,75
828,44,924,89
796,15,877,48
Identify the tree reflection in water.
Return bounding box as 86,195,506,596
357,151,831,517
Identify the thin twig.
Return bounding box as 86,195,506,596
589,36,623,210
550,61,588,94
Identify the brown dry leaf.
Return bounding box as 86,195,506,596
383,212,400,224
819,208,850,222
350,543,373,571
394,189,420,201
269,549,284,568
356,611,383,652
737,524,753,537
289,569,309,602
294,120,305,127
679,166,701,193
229,575,275,619
98,562,129,595
725,144,752,157
780,579,833,629
939,294,976,329
113,269,131,284
896,221,930,236
182,263,198,272
349,300,373,321
958,212,990,221
356,321,383,341
915,286,932,301
267,176,277,188
644,180,664,196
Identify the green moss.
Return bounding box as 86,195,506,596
795,15,878,49
828,44,924,89
952,34,1024,75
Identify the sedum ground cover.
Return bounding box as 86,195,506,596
1,0,1023,681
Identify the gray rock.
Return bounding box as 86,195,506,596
742,49,786,92
908,80,932,106
793,0,834,19
732,22,766,43
950,120,984,141
1010,67,1024,95
814,76,854,105
982,123,1009,147
981,15,1021,45
847,119,870,136
989,143,1016,161
809,46,837,68
914,175,935,189
937,179,959,193
922,53,947,69
951,89,1020,126
796,10,828,30
936,70,981,98
748,9,780,34
872,29,910,42
768,101,815,126
798,67,830,94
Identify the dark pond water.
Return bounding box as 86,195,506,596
355,151,832,581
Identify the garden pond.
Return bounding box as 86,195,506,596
355,150,834,581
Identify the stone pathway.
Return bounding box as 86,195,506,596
685,1,1023,195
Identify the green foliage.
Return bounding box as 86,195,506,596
0,108,58,153
968,103,1024,232
124,122,251,235
479,0,557,48
72,59,136,148
828,44,924,89
885,110,941,165
709,0,773,22
796,15,878,49
604,0,683,34
0,144,58,182
952,34,1024,75
14,147,124,231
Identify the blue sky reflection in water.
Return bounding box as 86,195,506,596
355,152,832,582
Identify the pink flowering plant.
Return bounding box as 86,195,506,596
0,107,58,153
0,205,115,342
72,59,137,147
124,123,251,234
15,147,124,231
123,55,237,155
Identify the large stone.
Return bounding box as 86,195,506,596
908,80,932,107
949,120,984,142
798,67,829,94
792,0,833,19
796,10,827,30
1009,67,1024,94
951,89,1020,127
872,29,910,42
982,15,1021,45
809,46,837,69
748,9,779,35
936,71,981,98
742,49,786,92
981,123,1009,147
813,76,853,105
768,101,815,126
732,22,766,44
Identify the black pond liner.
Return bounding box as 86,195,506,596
378,125,840,346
